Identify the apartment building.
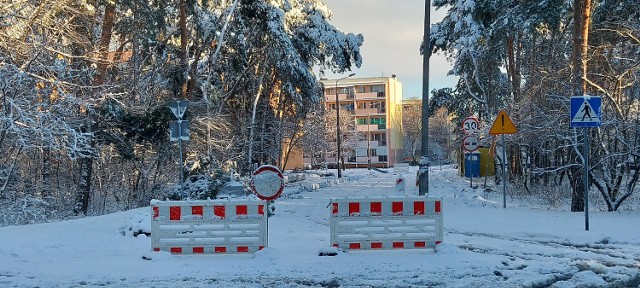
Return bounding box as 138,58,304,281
306,76,403,168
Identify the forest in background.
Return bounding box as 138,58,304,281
0,0,363,225
0,0,638,226
428,0,639,212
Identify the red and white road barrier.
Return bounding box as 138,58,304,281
151,199,267,254
330,196,443,250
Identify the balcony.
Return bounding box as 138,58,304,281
354,108,378,115
325,93,353,102
356,124,380,132
353,92,379,99
357,140,379,147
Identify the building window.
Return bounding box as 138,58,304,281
357,118,367,125
370,117,385,124
341,103,354,111
371,85,384,92
370,149,377,156
371,133,387,146
348,156,356,162
357,102,367,109
378,155,388,162
327,103,336,110
357,86,365,93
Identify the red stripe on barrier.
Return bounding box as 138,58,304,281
237,246,249,253
215,247,226,253
392,242,404,248
258,205,264,215
193,247,204,253
414,201,425,215
435,201,441,214
333,243,339,248
414,241,426,248
152,206,159,219
436,241,442,245
371,242,383,249
214,206,225,219
332,203,338,215
170,247,182,254
392,202,403,215
259,246,265,250
236,205,248,215
370,202,382,215
349,202,360,216
349,243,361,249
153,247,160,252
170,206,181,221
192,206,203,217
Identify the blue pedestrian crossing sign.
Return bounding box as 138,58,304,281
570,96,601,127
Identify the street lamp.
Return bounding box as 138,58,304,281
335,73,355,178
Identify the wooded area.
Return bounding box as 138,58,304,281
0,0,363,225
429,0,639,212
0,0,638,226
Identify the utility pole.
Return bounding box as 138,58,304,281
419,0,432,196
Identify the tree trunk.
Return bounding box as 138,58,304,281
75,3,116,215
507,36,517,102
179,0,188,98
94,3,115,86
569,0,592,212
41,147,51,198
75,157,92,215
248,73,265,169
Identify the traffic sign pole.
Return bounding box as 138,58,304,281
502,134,506,208
179,135,184,194
168,101,189,195
488,110,517,208
570,95,601,231
584,129,589,231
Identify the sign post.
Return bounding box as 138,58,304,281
461,117,480,188
168,101,189,194
489,110,518,208
570,95,602,231
251,165,285,247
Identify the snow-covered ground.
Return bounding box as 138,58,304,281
1,166,639,288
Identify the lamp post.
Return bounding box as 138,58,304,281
335,73,356,178
367,113,371,171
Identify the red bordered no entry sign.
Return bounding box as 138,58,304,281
251,165,285,201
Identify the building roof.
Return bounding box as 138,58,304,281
320,76,401,87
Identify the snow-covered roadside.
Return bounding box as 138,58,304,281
0,166,639,288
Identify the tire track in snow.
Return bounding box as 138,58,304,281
448,229,640,287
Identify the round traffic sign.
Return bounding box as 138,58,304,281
462,117,480,134
251,165,284,201
462,135,479,152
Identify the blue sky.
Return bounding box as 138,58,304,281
322,0,458,99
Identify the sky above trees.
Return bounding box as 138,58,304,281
322,0,458,98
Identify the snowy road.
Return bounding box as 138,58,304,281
1,166,639,288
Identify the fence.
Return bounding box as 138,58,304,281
330,196,443,250
151,199,267,254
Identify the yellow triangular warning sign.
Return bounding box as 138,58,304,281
489,110,518,135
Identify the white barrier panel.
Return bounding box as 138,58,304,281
330,196,443,250
393,163,410,175
151,199,267,254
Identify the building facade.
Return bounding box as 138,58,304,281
306,76,403,168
